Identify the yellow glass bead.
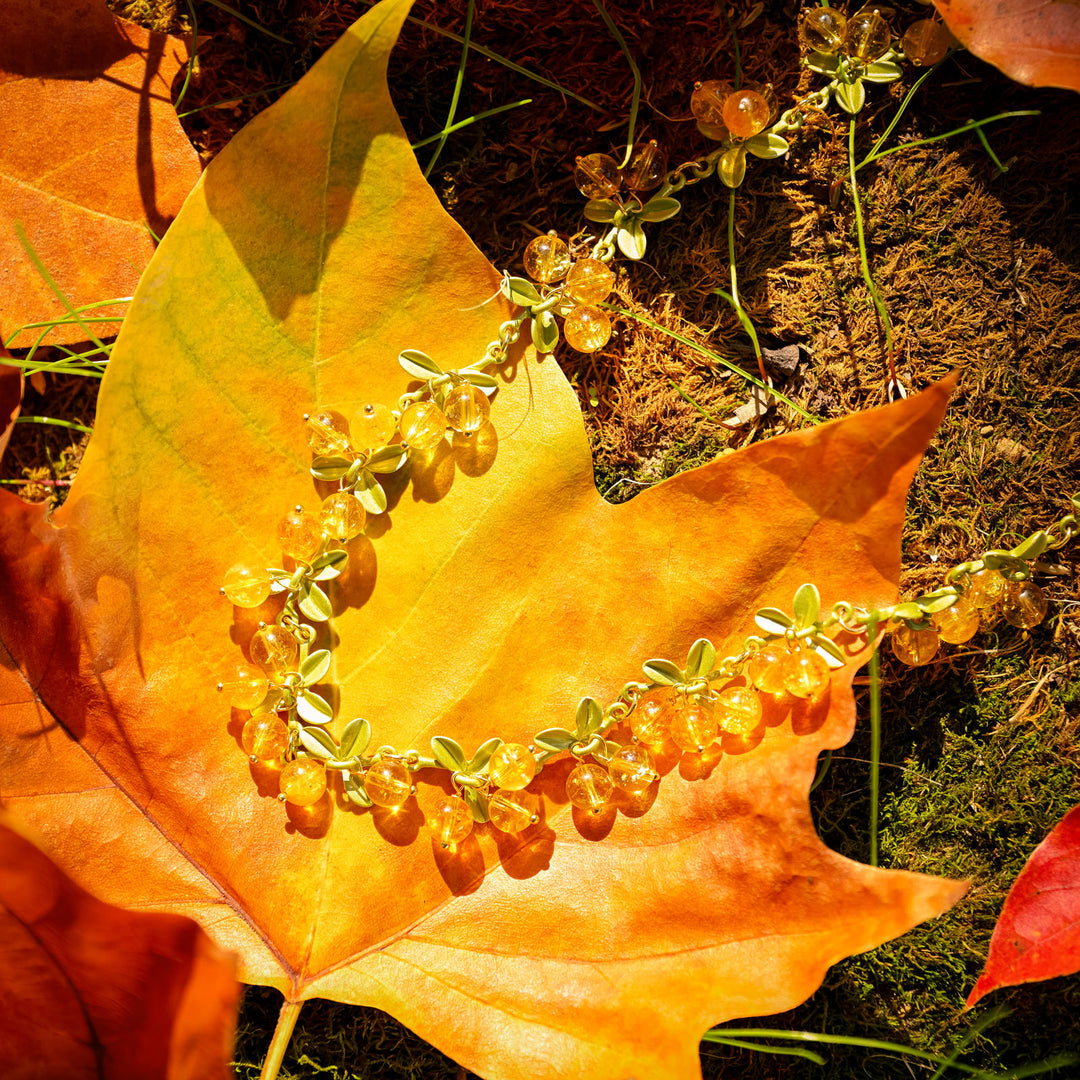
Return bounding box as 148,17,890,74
624,140,667,192
608,744,655,792
901,18,952,66
221,562,274,608
565,258,615,306
846,8,892,62
573,153,621,199
488,789,539,833
718,145,747,189
279,758,326,807
399,401,446,451
563,305,611,353
522,232,572,283
277,507,322,562
430,794,474,848
890,624,940,667
968,568,1007,609
487,743,537,791
630,694,671,746
1002,581,1047,629
715,685,763,735
250,624,299,677
800,6,848,53
363,759,413,808
352,402,396,453
565,763,614,812
668,699,717,754
241,714,289,761
319,490,366,541
932,596,981,644
780,650,832,699
443,383,491,434
218,662,269,710
746,646,787,695
722,89,771,140
690,80,733,127
305,407,351,456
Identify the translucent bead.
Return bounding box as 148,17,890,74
443,383,491,434
780,650,832,699
430,794,473,847
399,401,446,451
279,758,326,807
624,140,667,191
718,145,747,189
218,662,269,710
846,8,892,62
241,714,289,761
901,18,952,66
722,89,771,139
573,153,621,199
967,568,1007,610
363,759,413,808
890,624,940,667
565,763,614,812
690,80,733,127
565,258,615,305
1002,581,1047,629
319,490,366,540
563,305,611,353
487,743,537,791
277,507,322,562
250,624,299,677
221,562,274,608
746,646,787,695
668,699,717,754
801,6,848,54
608,744,655,792
488,789,539,833
523,232,572,283
630,694,671,746
305,408,351,456
352,402,396,453
932,596,980,644
715,685,763,735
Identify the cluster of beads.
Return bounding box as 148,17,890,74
801,6,954,68
689,80,778,188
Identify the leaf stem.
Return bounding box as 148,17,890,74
867,614,881,867
259,999,303,1080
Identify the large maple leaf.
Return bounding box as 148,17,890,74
0,1,965,1077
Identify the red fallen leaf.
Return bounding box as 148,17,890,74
0,0,202,345
0,811,239,1079
966,803,1080,1007
0,353,21,466
934,0,1080,92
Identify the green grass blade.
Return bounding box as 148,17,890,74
423,0,475,179
857,111,1039,170
721,5,742,90
410,98,531,151
174,0,198,110
15,416,93,434
706,1035,826,1065
200,0,291,44
860,63,940,168
667,380,725,425
177,82,295,119
591,0,641,167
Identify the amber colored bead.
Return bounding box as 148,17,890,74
320,490,366,540
901,18,952,66
218,662,269,710
846,8,892,62
430,794,474,847
523,232,572,283
305,408,351,456
715,685,763,735
241,714,289,761
279,758,326,807
250,624,299,677
968,568,1007,609
565,258,615,306
399,401,446,451
364,759,413,808
690,80,733,127
932,596,980,644
608,744,655,793
221,562,274,608
890,624,940,667
488,789,539,833
722,89,771,140
668,699,717,754
718,145,747,189
565,763,614,812
624,140,667,191
573,153,621,199
277,507,322,562
564,305,612,353
352,402,396,453
487,743,537,791
443,383,491,434
746,646,787,695
630,694,672,746
801,6,848,54
781,650,832,699
1002,581,1047,629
